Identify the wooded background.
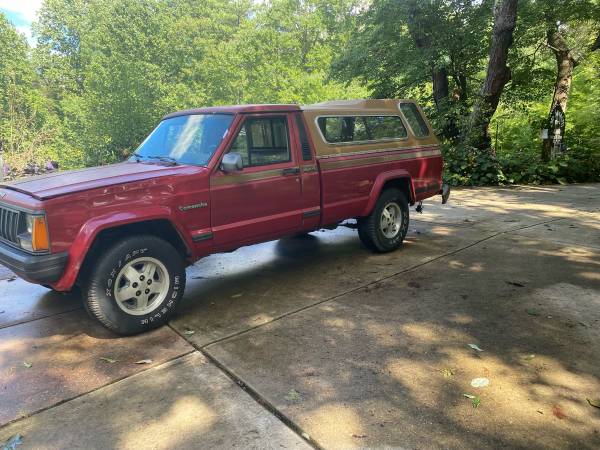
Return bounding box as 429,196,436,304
1,0,599,185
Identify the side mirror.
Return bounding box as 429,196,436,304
221,153,243,173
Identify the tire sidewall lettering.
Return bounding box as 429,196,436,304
102,246,182,326
377,196,408,248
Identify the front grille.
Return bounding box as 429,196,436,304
0,205,21,245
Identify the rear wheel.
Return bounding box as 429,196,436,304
83,235,186,335
358,188,409,253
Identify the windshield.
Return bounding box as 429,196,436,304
132,114,234,166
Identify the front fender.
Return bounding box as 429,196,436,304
361,170,415,217
51,206,190,291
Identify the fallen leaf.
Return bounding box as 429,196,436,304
440,368,454,379
22,362,32,368
285,389,302,402
100,357,118,364
231,293,243,298
587,398,600,409
2,434,23,450
471,377,490,388
468,344,484,352
134,359,153,365
524,354,536,361
552,405,567,419
506,281,525,287
463,394,481,408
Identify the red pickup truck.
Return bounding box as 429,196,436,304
0,100,448,334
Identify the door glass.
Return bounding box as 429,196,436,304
229,117,291,167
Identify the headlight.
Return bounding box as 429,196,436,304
18,214,50,252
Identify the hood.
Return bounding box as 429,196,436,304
0,162,185,200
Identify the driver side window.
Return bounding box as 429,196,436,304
229,117,290,167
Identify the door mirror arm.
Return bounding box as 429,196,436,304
221,153,243,173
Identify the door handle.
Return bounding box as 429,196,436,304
282,167,300,176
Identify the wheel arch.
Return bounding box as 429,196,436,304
52,212,192,291
361,171,415,217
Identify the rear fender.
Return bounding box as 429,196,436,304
51,206,191,291
361,170,415,217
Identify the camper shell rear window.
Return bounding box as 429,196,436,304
399,103,430,138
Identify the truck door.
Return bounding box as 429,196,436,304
209,113,303,248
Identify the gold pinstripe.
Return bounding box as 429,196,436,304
318,148,441,170
210,168,295,186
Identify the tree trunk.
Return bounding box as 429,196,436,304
432,66,461,139
542,26,578,161
463,0,519,151
432,66,450,108
406,0,458,139
452,72,468,104
591,32,600,52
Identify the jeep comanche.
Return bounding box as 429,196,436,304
0,100,449,335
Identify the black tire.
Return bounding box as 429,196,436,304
291,232,312,238
357,188,409,253
83,235,186,335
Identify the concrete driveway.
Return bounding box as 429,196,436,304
1,184,599,449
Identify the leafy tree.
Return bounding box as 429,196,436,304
463,0,519,152
335,0,492,140
0,0,597,185
32,0,366,165
0,13,70,175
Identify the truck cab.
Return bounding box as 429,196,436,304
0,99,448,335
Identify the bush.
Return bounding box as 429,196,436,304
442,144,505,186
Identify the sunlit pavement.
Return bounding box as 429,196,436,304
1,184,599,449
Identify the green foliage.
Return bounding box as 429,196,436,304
0,0,598,186
0,12,77,173
442,144,504,186
490,51,600,184
27,0,367,166
338,0,599,186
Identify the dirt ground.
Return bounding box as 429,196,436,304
0,184,599,449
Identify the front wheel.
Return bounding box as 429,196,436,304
83,235,186,335
358,188,409,253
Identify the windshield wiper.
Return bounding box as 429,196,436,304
135,154,178,166
132,151,145,162
147,155,178,166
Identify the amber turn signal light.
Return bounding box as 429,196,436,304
31,216,50,251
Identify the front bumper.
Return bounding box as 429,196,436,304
0,241,68,284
